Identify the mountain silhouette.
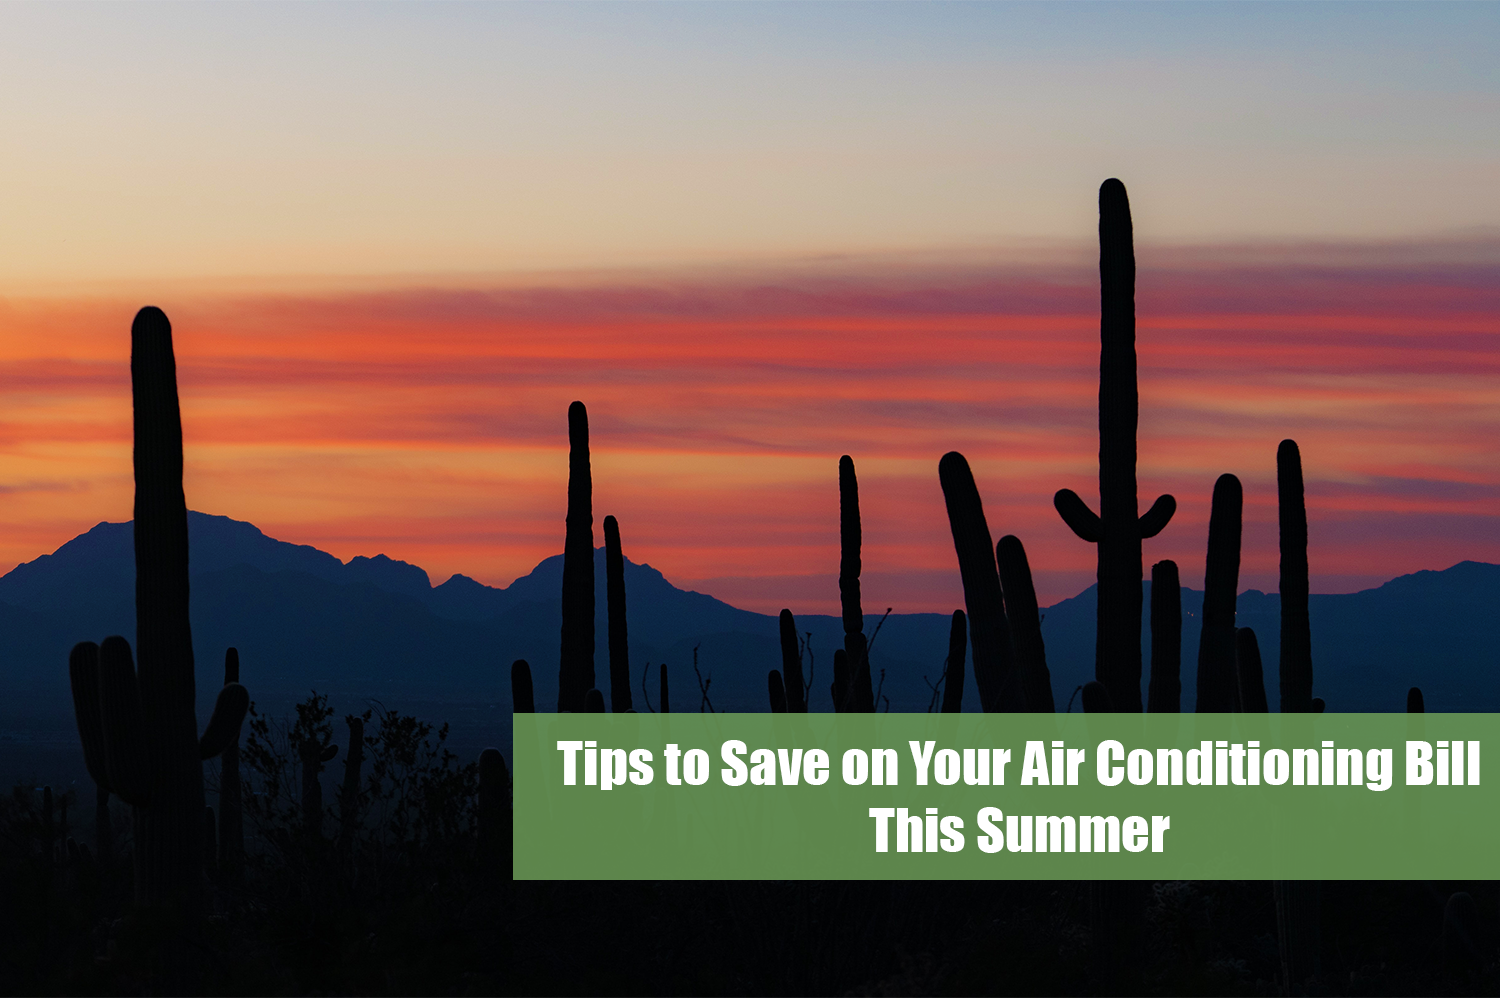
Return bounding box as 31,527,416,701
0,512,1494,718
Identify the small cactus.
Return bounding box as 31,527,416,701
603,515,633,713
1278,440,1316,713
583,688,606,713
839,456,874,712
659,663,670,714
1146,560,1181,713
478,748,512,877
941,610,967,713
1195,474,1243,712
511,659,534,713
1443,890,1482,976
558,401,595,712
217,648,245,884
300,739,338,838
1235,627,1269,714
996,535,1055,712
338,715,365,854
1407,687,1424,713
778,610,806,713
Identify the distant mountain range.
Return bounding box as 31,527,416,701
1,512,1495,716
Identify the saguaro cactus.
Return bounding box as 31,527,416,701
1146,560,1181,713
839,456,874,712
478,748,512,876
511,660,534,713
767,671,787,713
218,648,245,884
996,535,1055,712
1054,179,1176,713
941,610,966,713
1235,627,1269,714
338,715,364,854
1195,474,1243,712
778,610,806,713
300,739,338,838
67,307,248,909
938,451,1022,711
1407,687,1425,713
603,515,633,713
1278,440,1315,713
558,401,595,712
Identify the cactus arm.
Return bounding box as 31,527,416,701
97,636,150,807
198,682,249,759
69,642,110,791
1137,494,1176,539
939,451,1023,712
996,535,1056,713
1053,489,1103,543
778,610,806,713
767,670,787,713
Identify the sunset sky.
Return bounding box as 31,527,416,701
1,2,1497,614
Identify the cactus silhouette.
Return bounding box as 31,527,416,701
778,610,806,713
938,451,1022,711
1276,880,1322,993
1081,680,1113,713
659,663,670,713
511,659,534,713
839,456,875,712
603,515,633,713
66,307,248,909
1278,440,1316,713
94,782,112,867
338,715,364,854
996,535,1055,712
1235,627,1269,713
558,400,595,712
1147,560,1181,713
1195,474,1243,712
941,610,967,713
1443,891,1482,976
1054,180,1176,714
1407,686,1425,713
830,648,849,712
217,648,245,884
478,748,511,877
201,805,216,880
584,688,606,713
767,670,788,713
301,740,338,838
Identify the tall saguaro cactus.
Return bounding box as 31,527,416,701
603,515,632,713
1054,179,1176,713
1195,474,1243,712
67,306,248,908
1278,440,1315,714
558,401,595,712
839,456,874,712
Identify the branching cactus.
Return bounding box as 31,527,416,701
511,659,534,713
938,451,1023,711
778,610,806,713
217,648,245,885
839,456,874,712
1195,474,1243,712
1054,180,1176,714
1278,440,1316,713
996,535,1055,712
603,515,632,713
558,400,595,712
941,610,966,713
1147,560,1181,713
67,307,248,909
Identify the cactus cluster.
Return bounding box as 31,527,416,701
67,307,248,909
